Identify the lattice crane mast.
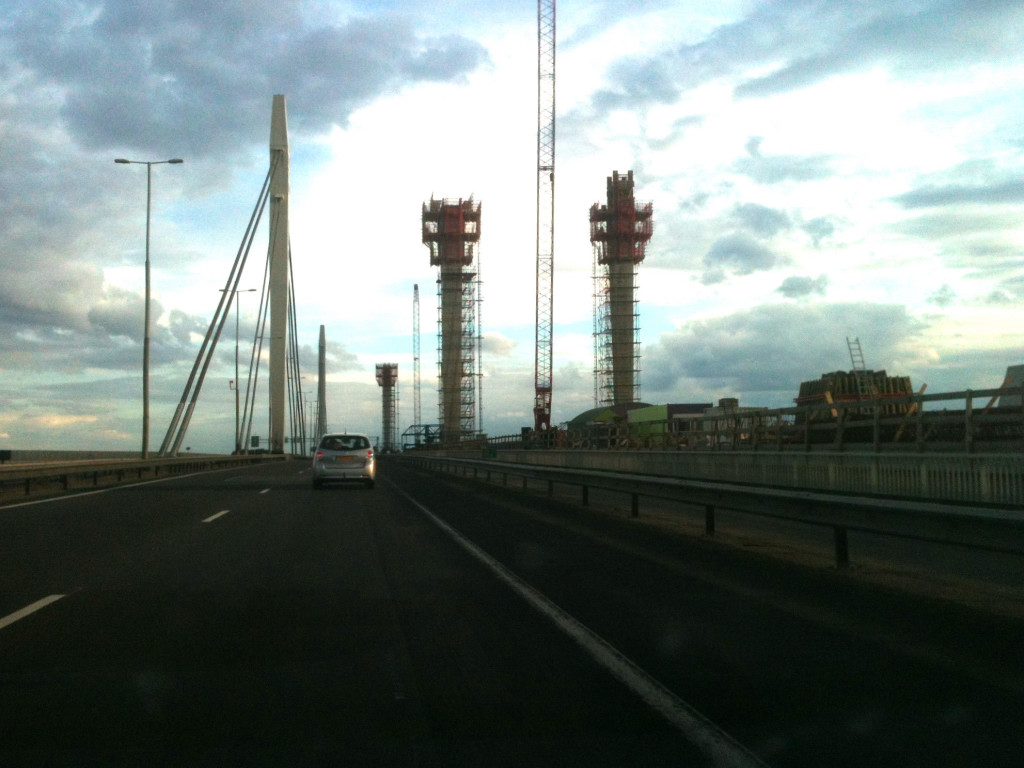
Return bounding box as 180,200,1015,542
534,0,556,432
413,284,421,430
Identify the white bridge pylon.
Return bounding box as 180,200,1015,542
158,94,298,456
268,94,290,454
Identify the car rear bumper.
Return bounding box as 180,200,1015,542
313,460,375,481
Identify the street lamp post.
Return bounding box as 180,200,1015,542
220,288,256,453
115,157,183,459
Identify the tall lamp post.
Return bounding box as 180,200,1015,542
115,157,184,458
220,288,257,453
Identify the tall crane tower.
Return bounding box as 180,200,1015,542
534,0,556,432
413,284,422,431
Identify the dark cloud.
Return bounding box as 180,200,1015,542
802,216,836,247
0,0,488,400
701,233,787,285
734,137,836,184
578,0,1024,115
894,209,1020,240
892,179,1024,208
776,275,829,299
646,115,705,152
926,284,957,309
87,287,150,339
734,1,1024,99
643,302,926,398
983,290,1014,305
296,340,361,374
5,1,489,158
733,203,791,237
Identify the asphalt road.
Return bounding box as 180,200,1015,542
1,457,1021,767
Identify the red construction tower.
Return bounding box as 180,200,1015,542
590,170,652,406
422,197,481,444
375,363,398,452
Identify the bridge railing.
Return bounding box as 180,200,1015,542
474,386,1024,454
0,454,286,502
401,454,1024,570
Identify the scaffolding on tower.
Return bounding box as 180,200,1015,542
376,363,399,453
422,197,481,444
590,170,652,406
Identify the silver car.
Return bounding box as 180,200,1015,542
312,433,376,489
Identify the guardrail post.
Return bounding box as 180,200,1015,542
705,505,715,536
522,476,527,489
581,485,589,506
872,406,881,453
547,480,554,497
833,525,850,568
630,493,639,518
916,406,926,452
964,391,974,454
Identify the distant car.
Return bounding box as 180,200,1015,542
312,433,375,489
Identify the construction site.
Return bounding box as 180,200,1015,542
378,1,1021,456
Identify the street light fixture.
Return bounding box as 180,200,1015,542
219,288,257,453
114,157,184,459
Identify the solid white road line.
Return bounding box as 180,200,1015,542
391,483,769,768
259,488,271,494
202,510,231,523
0,594,66,631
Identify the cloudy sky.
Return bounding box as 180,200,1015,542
1,0,1022,452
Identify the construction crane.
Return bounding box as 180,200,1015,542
534,0,556,433
413,284,421,430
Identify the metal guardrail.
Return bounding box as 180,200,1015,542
480,449,1024,505
0,454,286,502
402,454,1024,570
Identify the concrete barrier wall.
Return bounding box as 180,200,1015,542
1,450,215,463
485,449,1024,505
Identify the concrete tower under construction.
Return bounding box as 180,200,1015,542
422,197,480,444
590,170,652,406
376,363,398,452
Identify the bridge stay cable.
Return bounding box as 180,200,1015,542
286,243,306,455
240,213,276,453
158,157,278,455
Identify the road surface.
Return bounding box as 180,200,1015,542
1,457,1020,766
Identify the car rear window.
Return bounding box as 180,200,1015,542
320,436,370,451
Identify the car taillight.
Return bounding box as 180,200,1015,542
316,451,324,459
367,450,373,458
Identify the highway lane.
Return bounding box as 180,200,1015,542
388,459,1024,767
0,460,717,767
1,457,1021,767
490,471,1024,599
